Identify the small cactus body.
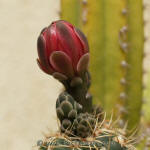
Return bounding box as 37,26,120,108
37,124,134,150
56,92,82,135
38,137,127,150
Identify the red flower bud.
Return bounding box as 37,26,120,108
37,20,89,78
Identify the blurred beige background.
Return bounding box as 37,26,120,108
0,0,150,150
0,0,61,149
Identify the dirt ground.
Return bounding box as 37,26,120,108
0,0,150,150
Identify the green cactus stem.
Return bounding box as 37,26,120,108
124,0,144,129
80,0,127,120
62,71,92,113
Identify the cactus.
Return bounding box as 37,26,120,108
61,0,144,130
35,20,136,149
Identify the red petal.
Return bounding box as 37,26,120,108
49,51,74,78
74,27,89,53
37,34,54,74
37,59,50,74
56,22,83,68
45,23,58,56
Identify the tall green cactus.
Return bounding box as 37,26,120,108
61,0,144,130
80,0,127,120
124,0,144,129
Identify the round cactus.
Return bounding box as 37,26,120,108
37,118,135,150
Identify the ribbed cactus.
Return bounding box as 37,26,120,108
61,0,144,130
37,124,134,150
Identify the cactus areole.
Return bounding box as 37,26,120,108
36,20,135,150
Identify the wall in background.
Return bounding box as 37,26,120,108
0,0,61,150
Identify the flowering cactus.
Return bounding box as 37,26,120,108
36,20,135,150
37,20,89,79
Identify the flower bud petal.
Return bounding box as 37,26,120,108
37,59,49,74
52,72,68,81
77,53,90,75
74,27,89,53
45,24,58,54
56,22,83,68
49,51,74,78
37,35,54,74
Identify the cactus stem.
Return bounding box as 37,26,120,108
61,0,81,27
123,0,144,129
